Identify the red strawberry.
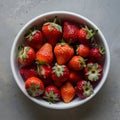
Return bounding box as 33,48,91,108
78,26,97,44
25,77,44,97
76,44,90,57
89,47,105,62
37,64,52,85
20,65,37,81
61,82,75,103
68,56,86,71
54,42,74,65
76,80,94,99
69,71,83,83
85,62,103,82
36,43,53,64
43,85,61,103
18,46,35,66
52,63,70,83
63,21,79,43
42,18,62,46
25,30,43,50
37,64,52,79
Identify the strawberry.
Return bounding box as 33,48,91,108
78,26,97,44
69,71,83,84
25,29,43,50
63,21,79,43
37,64,52,79
54,42,74,65
52,63,70,83
76,44,90,57
36,43,53,64
85,62,103,82
76,80,94,99
89,47,105,62
68,56,86,71
25,77,44,97
18,46,35,66
43,85,60,103
42,18,62,46
61,82,75,103
37,64,52,85
20,65,37,81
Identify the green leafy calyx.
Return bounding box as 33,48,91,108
86,63,102,81
52,63,65,78
27,83,43,97
43,90,60,103
83,81,94,97
84,26,98,40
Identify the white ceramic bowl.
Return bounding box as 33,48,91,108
10,11,110,109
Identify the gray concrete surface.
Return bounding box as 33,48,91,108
0,0,120,120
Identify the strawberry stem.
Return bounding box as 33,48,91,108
24,26,37,38
53,16,57,23
60,39,66,45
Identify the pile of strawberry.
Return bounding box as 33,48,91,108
17,17,105,103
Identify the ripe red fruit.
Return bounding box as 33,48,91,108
76,80,94,99
61,82,75,103
36,43,53,64
37,64,52,79
43,85,61,103
18,46,35,66
85,62,103,82
54,43,74,65
89,47,105,62
37,64,52,85
78,26,97,44
25,77,44,97
52,63,70,83
68,56,86,71
20,65,37,81
63,21,79,43
69,71,83,83
42,19,62,46
25,30,43,50
76,44,90,57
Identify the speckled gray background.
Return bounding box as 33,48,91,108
0,0,120,120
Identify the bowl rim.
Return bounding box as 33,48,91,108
10,11,110,109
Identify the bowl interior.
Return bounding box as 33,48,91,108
11,11,110,109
